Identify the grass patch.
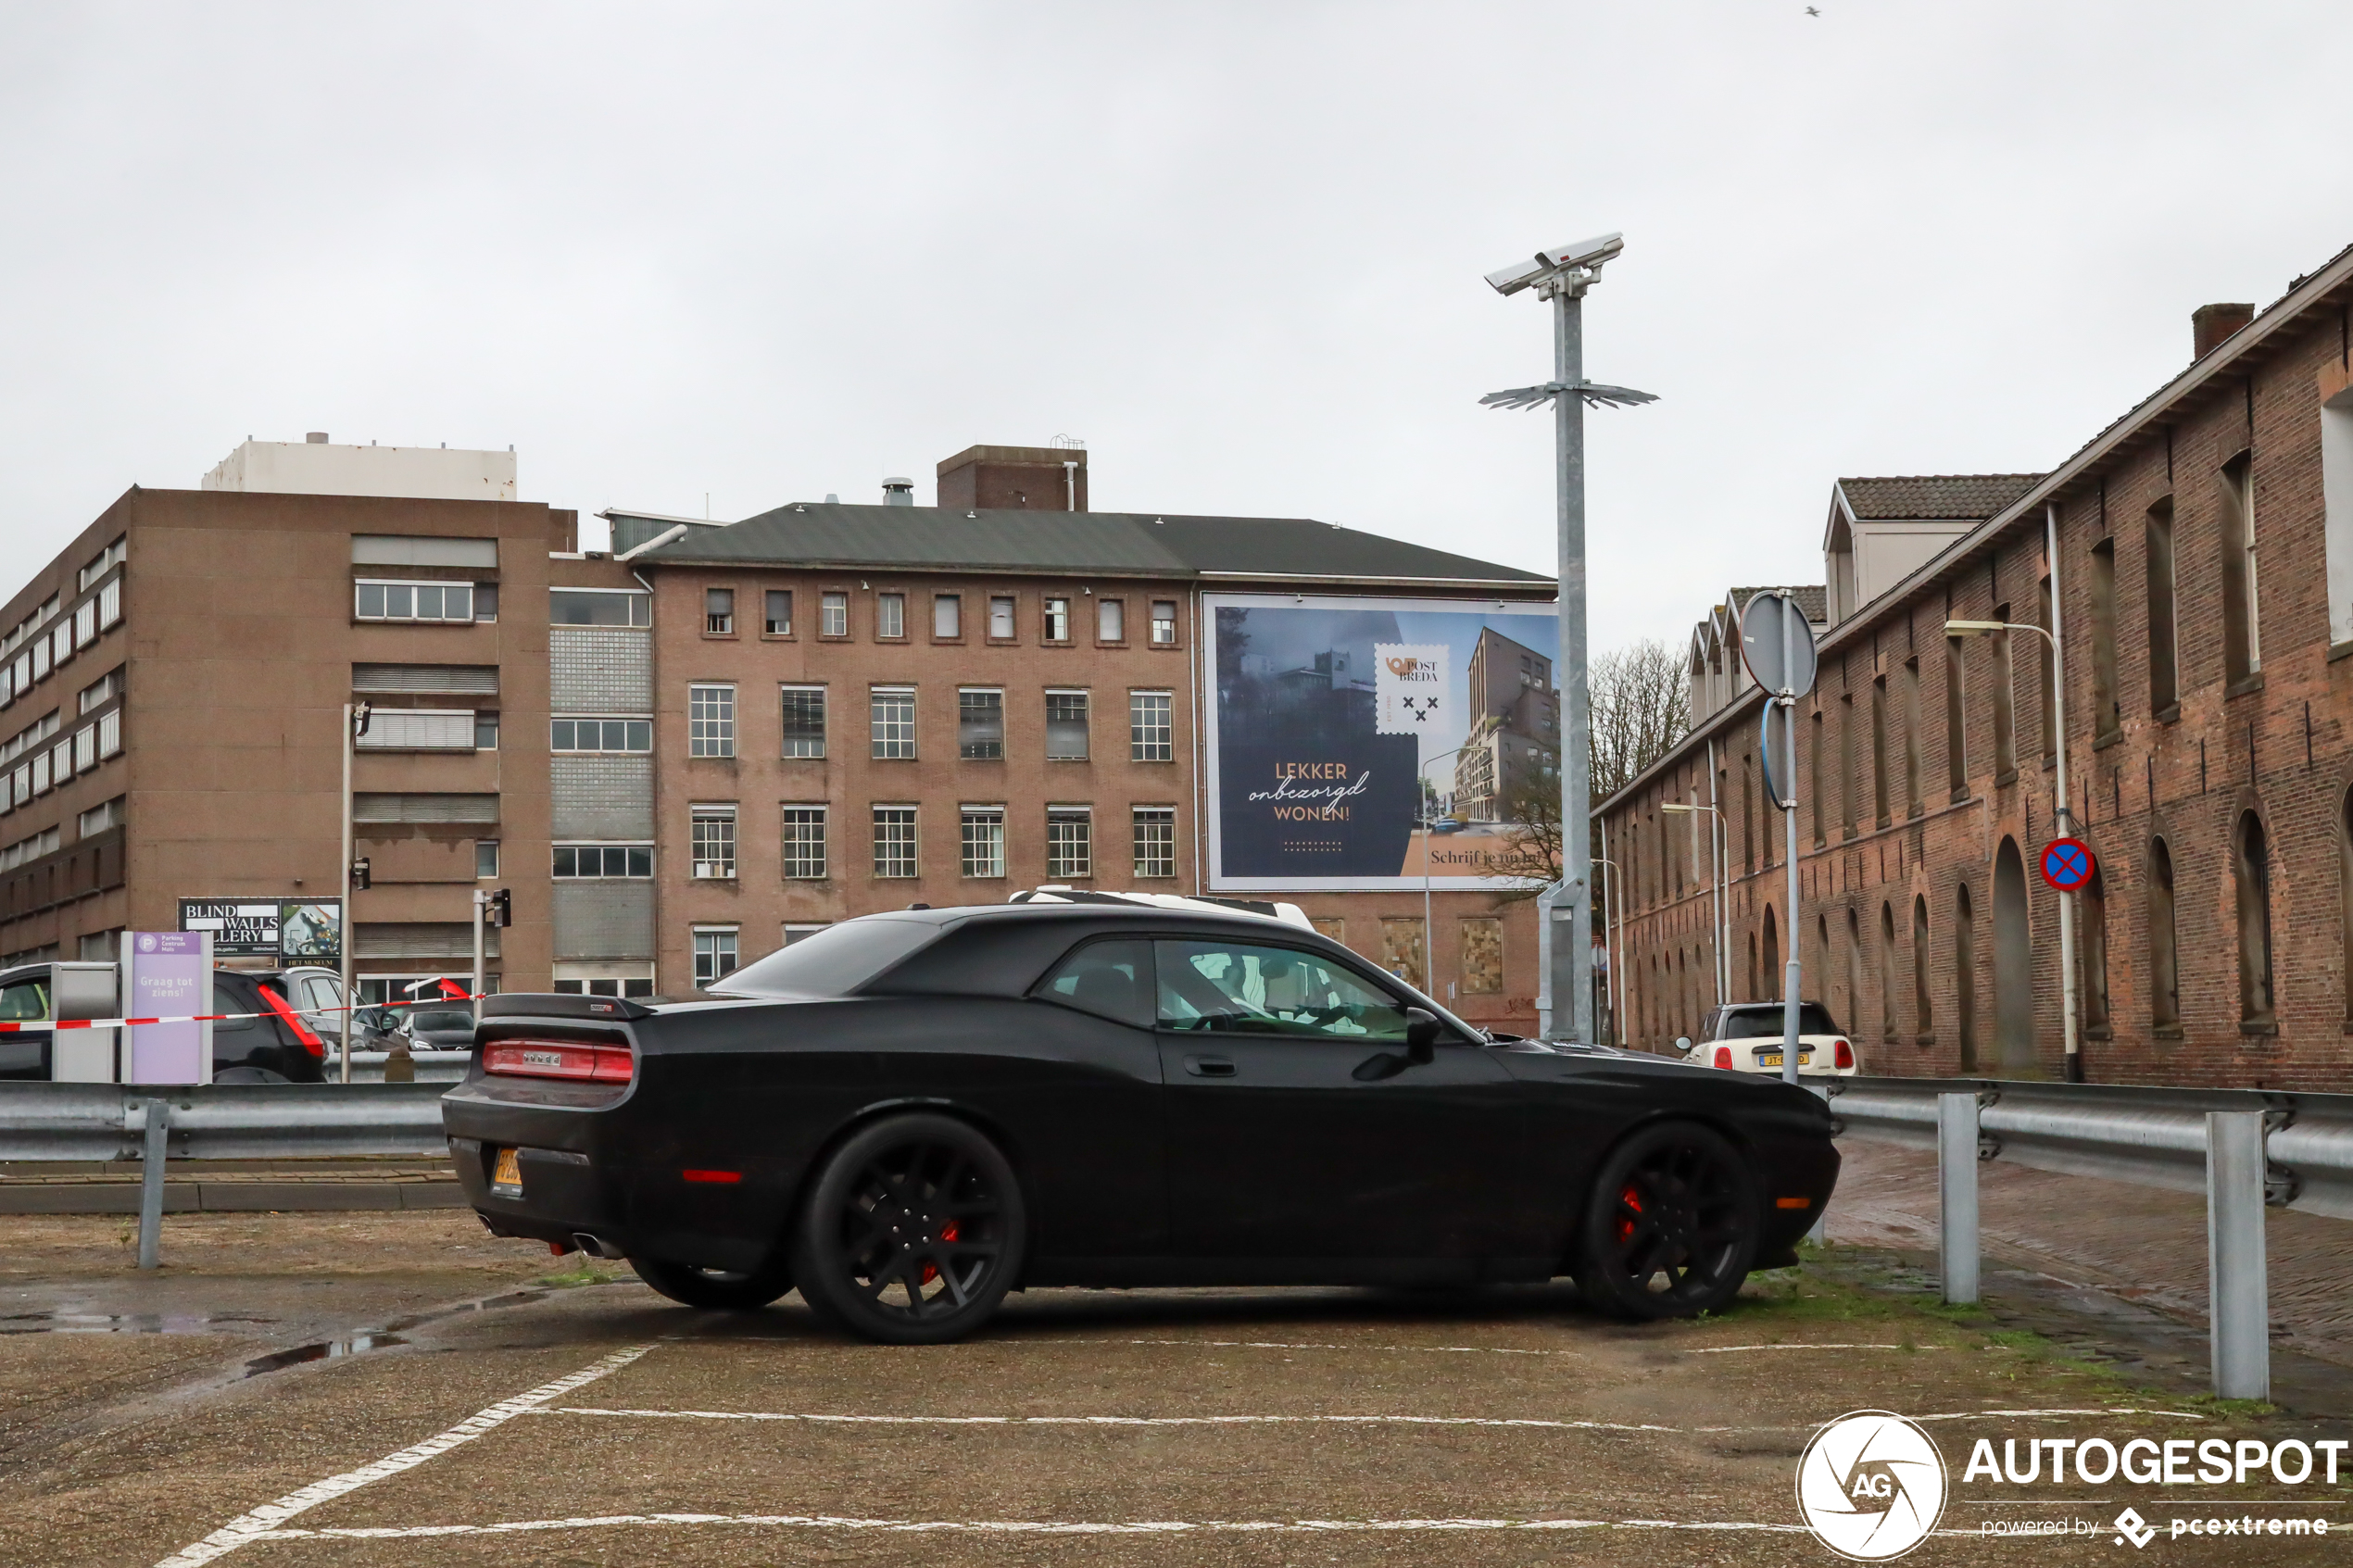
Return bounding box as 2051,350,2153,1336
535,1261,626,1288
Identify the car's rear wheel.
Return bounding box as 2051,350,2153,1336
790,1113,1025,1345
1574,1121,1757,1320
631,1254,794,1311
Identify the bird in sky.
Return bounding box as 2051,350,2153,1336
1806,6,1820,13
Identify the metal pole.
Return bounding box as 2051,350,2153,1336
2206,1110,2270,1400
472,888,487,1010
1550,282,1593,1046
2045,506,2082,1084
136,1098,169,1270
1936,1091,1980,1305
1705,738,1725,1006
1780,602,1803,1085
339,703,355,1085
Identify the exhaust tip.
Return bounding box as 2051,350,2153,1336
571,1232,626,1261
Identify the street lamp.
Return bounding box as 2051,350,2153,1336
1948,595,2082,1083
1482,232,1656,1045
1660,801,1727,1010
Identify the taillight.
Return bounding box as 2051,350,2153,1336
258,984,325,1058
1834,1038,1855,1070
483,1038,635,1084
1711,1046,1733,1070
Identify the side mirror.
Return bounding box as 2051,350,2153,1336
1674,1035,1694,1057
1403,1007,1441,1064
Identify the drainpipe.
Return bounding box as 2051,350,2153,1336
2046,505,2082,1083
1063,461,1078,512
1706,734,1726,1007
616,523,688,562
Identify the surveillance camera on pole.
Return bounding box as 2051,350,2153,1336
1480,231,1655,1045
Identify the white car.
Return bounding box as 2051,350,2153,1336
1678,1002,1858,1076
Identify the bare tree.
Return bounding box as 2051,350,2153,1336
1488,637,1689,901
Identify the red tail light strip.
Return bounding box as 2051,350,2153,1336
483,1039,635,1084
681,1169,741,1184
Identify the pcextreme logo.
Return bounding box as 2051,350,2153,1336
1796,1411,1949,1560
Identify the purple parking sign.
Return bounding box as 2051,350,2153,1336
127,930,210,1085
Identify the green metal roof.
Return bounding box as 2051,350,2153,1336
635,502,1551,586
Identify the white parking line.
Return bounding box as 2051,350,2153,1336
238,1512,1995,1541
1687,1343,1941,1352
151,1345,655,1568
526,1403,2199,1433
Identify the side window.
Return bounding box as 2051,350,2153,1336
1032,938,1155,1028
211,977,257,1034
0,978,48,1022
1153,939,1413,1041
303,977,341,1014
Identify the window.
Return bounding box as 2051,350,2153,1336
1155,938,1416,1040
97,710,120,758
73,601,94,648
2149,836,2181,1030
1879,902,1898,1041
688,684,736,758
2329,384,2353,646
1033,939,1154,1028
2082,870,2110,1036
693,929,739,987
2233,810,2274,1028
958,689,1003,759
1151,600,1177,646
877,593,906,639
1955,884,1977,1070
1046,691,1089,760
1047,807,1091,878
549,588,650,627
551,718,651,753
1838,693,1856,835
79,671,120,715
1900,658,1921,816
78,797,123,837
821,591,849,637
871,687,916,759
2145,498,2178,713
1869,674,1890,827
1098,597,1124,642
1044,596,1071,642
2036,573,2057,762
780,686,825,759
1808,707,1826,845
1133,805,1176,878
1129,691,1173,762
53,622,70,667
475,839,499,877
691,805,736,879
1461,915,1503,994
1990,605,2017,779
1944,633,1969,797
873,806,918,878
782,806,828,879
988,596,1016,639
72,724,94,774
355,581,476,622
31,640,46,683
933,595,961,639
705,588,735,635
31,752,49,795
1911,895,1931,1042
764,589,792,636
2089,538,2120,740
2220,452,2260,682
961,806,1005,878
357,709,479,751
98,579,120,630
552,844,654,878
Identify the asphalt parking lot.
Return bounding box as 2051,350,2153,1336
6,1209,2350,1568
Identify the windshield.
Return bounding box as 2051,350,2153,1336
408,1010,474,1032
1718,1004,1842,1039
712,917,938,998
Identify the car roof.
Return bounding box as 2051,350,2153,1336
878,902,1327,940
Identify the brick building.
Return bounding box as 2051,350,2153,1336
1601,242,2353,1091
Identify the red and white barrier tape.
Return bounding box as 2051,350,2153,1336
0,986,484,1034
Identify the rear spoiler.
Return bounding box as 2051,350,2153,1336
478,992,657,1022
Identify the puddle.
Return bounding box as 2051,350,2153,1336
0,1311,278,1335
243,1335,409,1376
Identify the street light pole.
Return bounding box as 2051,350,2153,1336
338,703,355,1085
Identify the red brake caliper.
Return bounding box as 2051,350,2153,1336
920,1221,961,1286
1617,1185,1642,1246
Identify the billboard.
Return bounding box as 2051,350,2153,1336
1204,593,1559,891
179,898,343,961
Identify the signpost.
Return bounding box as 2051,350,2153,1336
1737,591,1818,1085
125,930,211,1085
2039,837,2095,895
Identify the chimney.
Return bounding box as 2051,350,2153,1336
935,445,1088,511
306,432,329,444
882,477,914,507
2193,303,2254,360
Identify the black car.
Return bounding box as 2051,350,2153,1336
445,905,1839,1344
0,964,326,1083
403,1005,478,1052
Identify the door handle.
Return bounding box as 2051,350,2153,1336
1184,1055,1237,1078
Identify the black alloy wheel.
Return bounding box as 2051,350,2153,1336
790,1113,1026,1345
1574,1121,1758,1320
631,1253,795,1311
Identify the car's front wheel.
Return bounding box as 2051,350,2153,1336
790,1113,1026,1345
1574,1121,1758,1320
631,1254,795,1311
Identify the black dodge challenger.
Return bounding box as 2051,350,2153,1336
444,904,1838,1344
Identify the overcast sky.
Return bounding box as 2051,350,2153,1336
3,3,2348,651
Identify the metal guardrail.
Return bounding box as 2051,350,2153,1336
1811,1073,2353,1222
0,1082,451,1161
331,1049,473,1085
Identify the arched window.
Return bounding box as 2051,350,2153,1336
1955,883,1977,1071
2082,868,2111,1037
1763,905,1780,1001
1880,902,1899,1042
1993,836,2032,1071
1747,930,1759,1002
1845,907,1864,1036
1911,894,1931,1042
2149,836,2181,1031
2234,810,2275,1029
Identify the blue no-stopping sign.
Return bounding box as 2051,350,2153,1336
2040,837,2095,893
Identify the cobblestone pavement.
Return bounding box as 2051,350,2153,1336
1825,1138,2353,1370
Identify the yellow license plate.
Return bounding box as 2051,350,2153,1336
492,1147,522,1191
1755,1051,1812,1069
